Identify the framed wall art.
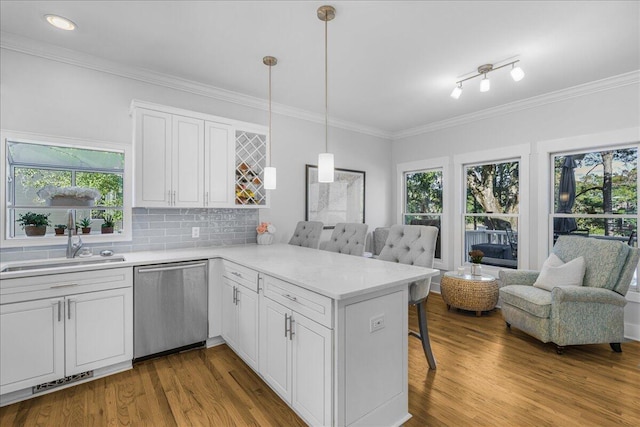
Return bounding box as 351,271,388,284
305,164,365,229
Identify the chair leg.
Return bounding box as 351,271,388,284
409,300,436,370
556,345,565,355
506,322,511,328
610,343,622,353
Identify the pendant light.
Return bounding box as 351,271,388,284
263,56,277,190
317,5,336,183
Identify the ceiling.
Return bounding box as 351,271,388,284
1,1,639,136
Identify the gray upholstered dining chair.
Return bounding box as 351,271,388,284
288,221,324,249
319,223,369,256
378,224,439,369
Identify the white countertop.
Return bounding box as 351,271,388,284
0,244,439,300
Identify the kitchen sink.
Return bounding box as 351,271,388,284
1,256,126,272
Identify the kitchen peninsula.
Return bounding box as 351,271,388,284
0,244,438,426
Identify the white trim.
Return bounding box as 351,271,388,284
396,157,449,270
453,144,531,276
534,128,640,267
1,130,133,248
1,32,391,140
396,71,640,139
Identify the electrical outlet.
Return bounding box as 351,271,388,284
192,227,200,238
370,315,385,332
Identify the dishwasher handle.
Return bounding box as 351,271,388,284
137,262,207,274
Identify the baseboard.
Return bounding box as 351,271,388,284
624,322,640,342
206,335,225,348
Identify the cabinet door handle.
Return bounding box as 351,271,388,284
173,191,176,205
56,300,62,322
67,299,72,320
50,283,78,289
283,294,297,302
205,191,209,206
289,317,295,341
284,313,289,337
168,190,172,206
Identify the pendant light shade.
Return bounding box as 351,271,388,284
318,153,334,183
263,56,277,190
264,166,276,190
317,5,336,183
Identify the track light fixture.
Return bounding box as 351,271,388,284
450,60,525,98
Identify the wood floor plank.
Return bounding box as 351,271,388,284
1,293,639,426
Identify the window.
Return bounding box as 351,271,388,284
402,169,443,259
464,159,520,269
2,134,132,247
550,146,637,288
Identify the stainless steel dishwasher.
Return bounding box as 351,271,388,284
134,260,208,361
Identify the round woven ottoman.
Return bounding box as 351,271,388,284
440,271,498,317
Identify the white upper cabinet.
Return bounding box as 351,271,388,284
132,101,268,208
134,108,172,207
171,115,205,207
205,122,234,207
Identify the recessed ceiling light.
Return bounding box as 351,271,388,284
44,14,77,31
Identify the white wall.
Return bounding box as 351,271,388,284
391,81,640,340
0,48,393,244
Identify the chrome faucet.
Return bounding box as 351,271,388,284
66,211,83,258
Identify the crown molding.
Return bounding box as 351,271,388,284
2,32,637,143
0,32,393,140
393,70,640,140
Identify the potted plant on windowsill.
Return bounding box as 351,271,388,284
77,217,92,235
54,224,67,236
17,212,51,237
101,213,115,234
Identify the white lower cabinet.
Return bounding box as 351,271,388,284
0,298,65,394
259,278,333,426
221,277,259,370
65,288,133,375
0,268,133,399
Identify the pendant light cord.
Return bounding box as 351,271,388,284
324,17,328,154
268,63,272,166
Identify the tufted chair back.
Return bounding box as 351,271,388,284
288,221,324,249
378,225,439,304
320,223,369,256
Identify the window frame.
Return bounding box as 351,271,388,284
397,157,449,270
1,130,132,248
454,144,530,276
536,128,639,295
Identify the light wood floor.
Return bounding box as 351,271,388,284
2,293,639,426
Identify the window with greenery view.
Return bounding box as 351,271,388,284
403,169,442,259
551,146,637,287
464,160,519,268
6,141,125,239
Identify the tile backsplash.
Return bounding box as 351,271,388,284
0,208,259,263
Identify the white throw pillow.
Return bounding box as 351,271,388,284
532,253,586,292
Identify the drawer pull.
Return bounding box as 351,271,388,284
231,271,243,278
50,283,79,289
283,294,298,302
